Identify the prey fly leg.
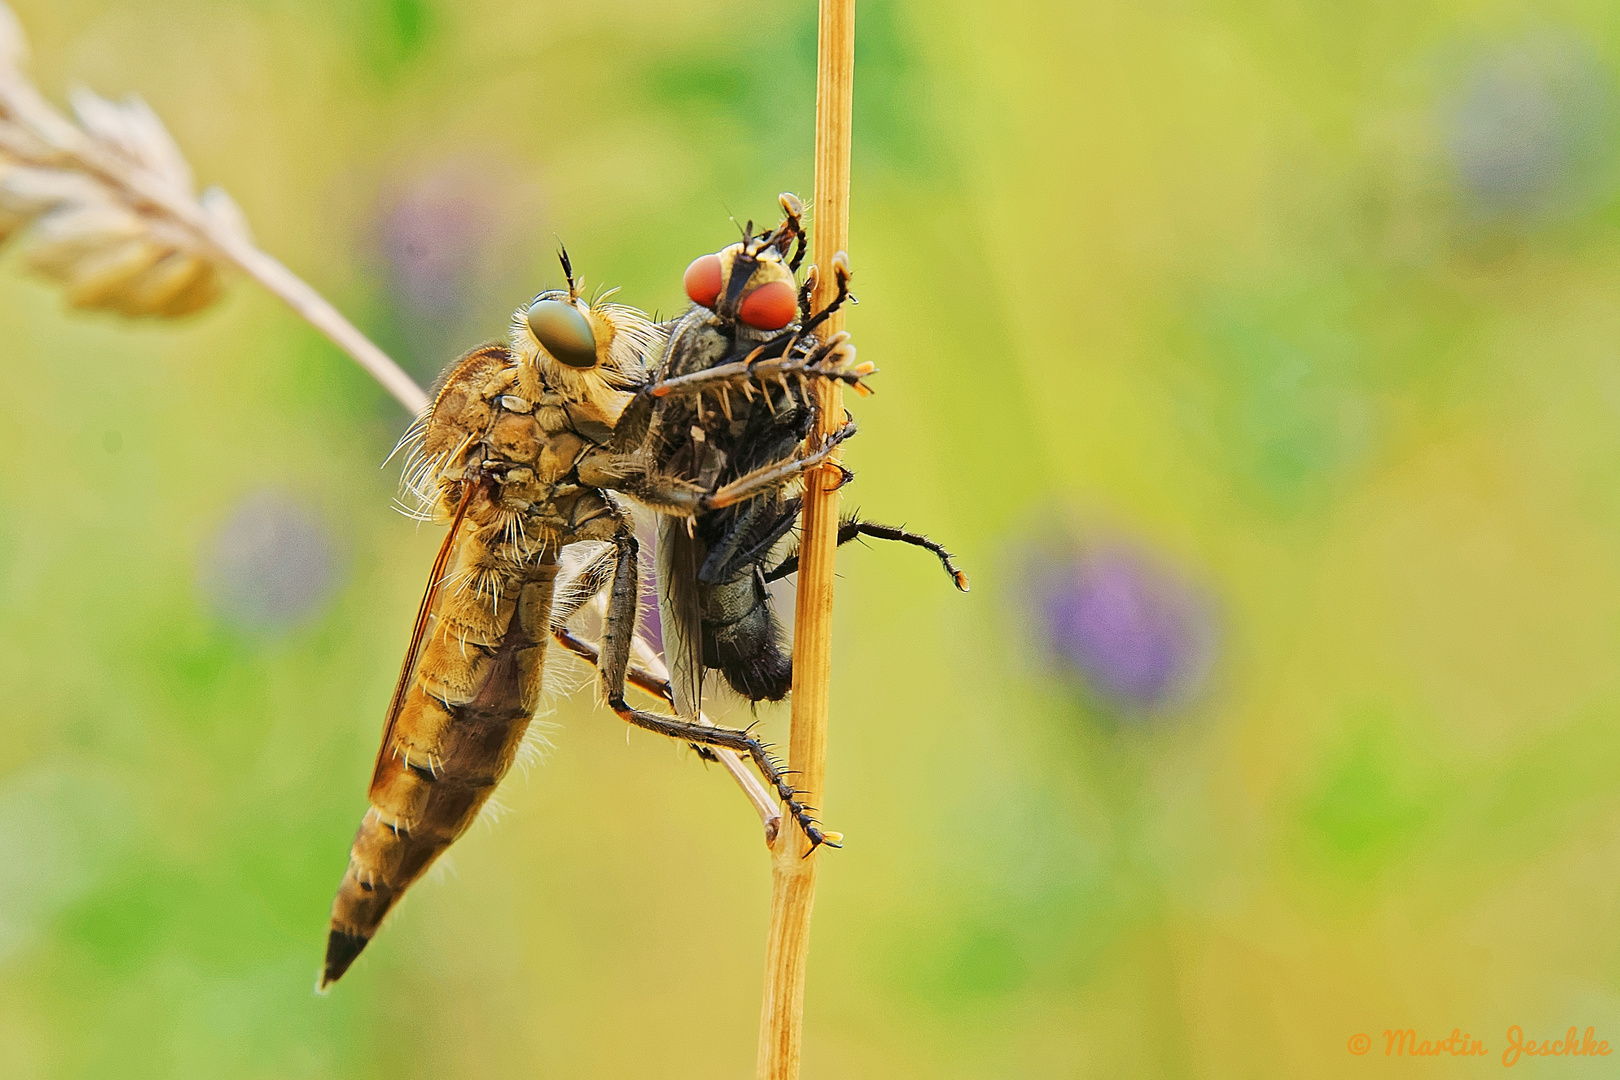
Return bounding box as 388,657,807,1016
765,513,972,592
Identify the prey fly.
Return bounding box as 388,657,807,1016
606,196,969,849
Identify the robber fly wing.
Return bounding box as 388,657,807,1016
368,481,478,790
657,513,705,720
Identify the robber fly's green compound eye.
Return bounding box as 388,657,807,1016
526,299,600,369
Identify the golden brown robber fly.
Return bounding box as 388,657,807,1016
320,253,868,988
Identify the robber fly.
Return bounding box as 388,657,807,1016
607,196,968,776
322,255,861,988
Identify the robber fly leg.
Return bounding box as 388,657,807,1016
795,269,817,322
549,538,733,763
613,700,835,849
796,252,853,338
765,514,971,591
651,356,788,399
701,422,858,511
547,542,620,632
607,694,834,848
649,344,867,403
596,528,836,849
554,625,722,763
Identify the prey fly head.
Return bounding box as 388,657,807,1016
682,193,807,331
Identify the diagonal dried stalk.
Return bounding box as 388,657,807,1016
757,1,855,1076
0,1,426,413
0,3,778,829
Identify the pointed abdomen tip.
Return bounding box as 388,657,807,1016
321,929,371,988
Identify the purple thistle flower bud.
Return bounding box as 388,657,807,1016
1444,31,1616,222
201,490,341,632
1029,538,1216,711
377,162,502,319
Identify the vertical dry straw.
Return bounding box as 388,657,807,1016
757,0,854,1076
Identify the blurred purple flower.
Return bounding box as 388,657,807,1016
1444,31,1616,221
377,162,503,318
201,491,341,632
373,157,546,381
1028,540,1215,711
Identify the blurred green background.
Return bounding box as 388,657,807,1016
3,0,1620,1076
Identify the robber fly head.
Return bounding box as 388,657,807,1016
682,193,806,332
509,247,662,413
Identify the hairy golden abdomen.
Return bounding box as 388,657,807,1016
322,557,556,987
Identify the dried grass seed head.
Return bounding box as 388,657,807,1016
0,2,244,317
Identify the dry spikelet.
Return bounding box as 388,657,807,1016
0,9,246,316
0,1,428,411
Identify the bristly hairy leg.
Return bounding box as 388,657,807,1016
701,424,856,510
552,626,714,761
608,699,836,850
793,251,852,339
553,626,781,837
594,525,835,849
766,513,971,591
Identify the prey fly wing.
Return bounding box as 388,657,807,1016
657,514,705,720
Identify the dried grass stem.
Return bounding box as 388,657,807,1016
0,15,427,413
757,1,856,1076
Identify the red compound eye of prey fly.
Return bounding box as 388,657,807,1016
738,280,797,330
683,254,723,308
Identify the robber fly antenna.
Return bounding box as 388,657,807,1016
556,241,580,301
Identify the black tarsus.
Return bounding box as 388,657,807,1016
795,274,816,321
767,205,808,273
795,269,851,339
765,511,970,591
